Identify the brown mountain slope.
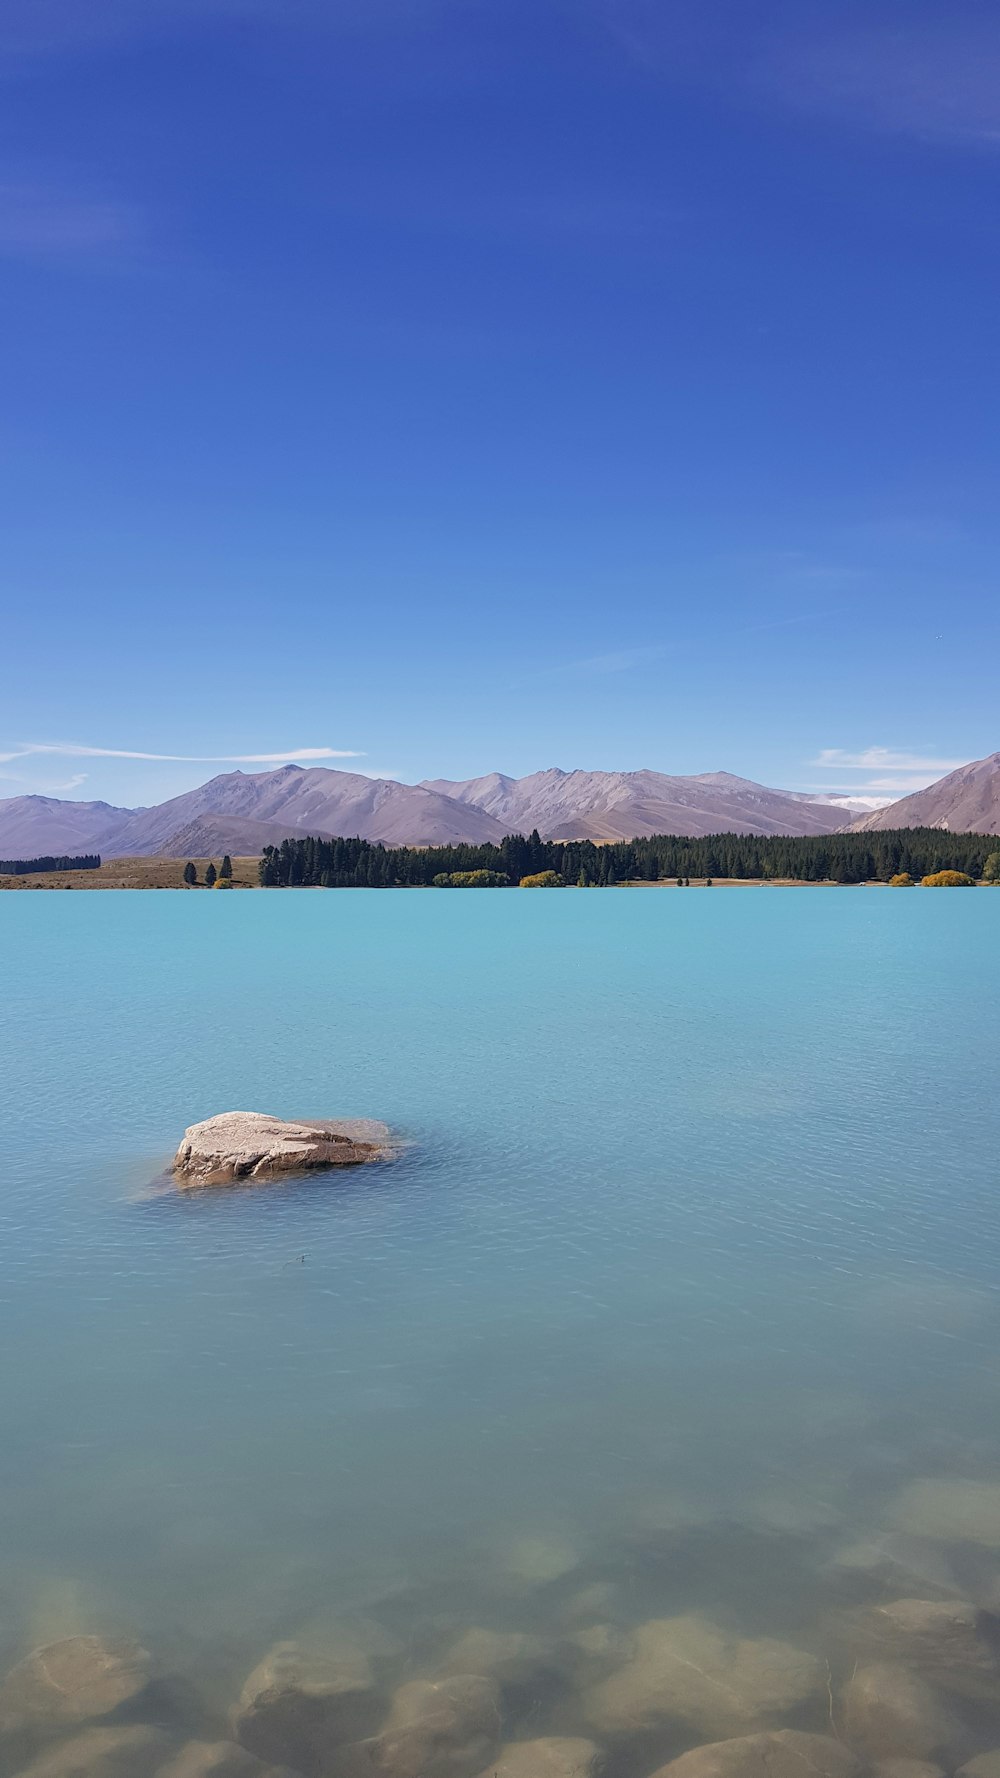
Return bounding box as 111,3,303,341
0,762,877,860
848,752,1000,833
421,767,857,839
0,795,135,858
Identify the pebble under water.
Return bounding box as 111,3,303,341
1,887,999,1778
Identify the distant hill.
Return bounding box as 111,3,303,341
0,763,871,859
848,752,1000,834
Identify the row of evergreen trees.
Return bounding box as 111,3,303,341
0,854,101,875
258,828,1000,889
183,856,232,886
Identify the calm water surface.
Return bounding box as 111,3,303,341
2,888,999,1757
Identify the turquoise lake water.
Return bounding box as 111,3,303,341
2,887,1000,1763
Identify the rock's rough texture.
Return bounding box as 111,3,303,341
583,1616,823,1740
499,1536,581,1589
647,1731,858,1778
957,1754,1000,1778
475,1736,604,1778
441,1629,555,1691
10,1725,171,1777
892,1482,1000,1549
156,1741,299,1778
365,1674,502,1778
852,1599,1000,1699
232,1638,380,1775
874,1760,946,1778
563,1624,635,1685
0,1637,152,1734
842,1663,962,1763
173,1113,393,1187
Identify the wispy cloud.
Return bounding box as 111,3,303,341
0,742,364,765
581,2,1000,147
806,747,970,798
0,177,143,265
812,748,968,775
513,644,667,688
755,15,1000,146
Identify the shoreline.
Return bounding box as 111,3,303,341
2,859,994,892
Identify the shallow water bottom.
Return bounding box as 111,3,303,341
1,890,999,1773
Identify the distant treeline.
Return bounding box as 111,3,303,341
0,854,101,875
260,829,1000,888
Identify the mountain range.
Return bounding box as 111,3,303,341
0,764,867,857
2,753,997,859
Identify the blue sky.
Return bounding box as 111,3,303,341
1,0,997,809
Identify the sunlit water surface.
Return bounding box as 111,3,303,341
2,888,999,1767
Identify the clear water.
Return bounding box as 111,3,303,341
2,888,1000,1762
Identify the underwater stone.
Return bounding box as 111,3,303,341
10,1724,171,1777
156,1740,301,1778
853,1599,1000,1699
583,1615,824,1740
232,1638,380,1775
365,1673,502,1778
892,1482,1000,1550
475,1737,604,1778
648,1730,858,1778
440,1629,556,1690
842,1663,965,1763
0,1637,152,1735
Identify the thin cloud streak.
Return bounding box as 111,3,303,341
812,747,968,774
0,743,364,765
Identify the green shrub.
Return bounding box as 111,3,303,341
519,870,564,887
433,869,507,887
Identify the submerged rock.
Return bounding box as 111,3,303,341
364,1673,502,1778
852,1598,1000,1699
957,1754,1000,1778
891,1481,1000,1550
0,1636,152,1734
173,1112,393,1187
829,1536,960,1599
583,1615,824,1740
475,1737,604,1778
842,1662,964,1763
440,1628,555,1691
873,1760,946,1778
232,1638,380,1775
647,1730,858,1778
156,1741,300,1778
10,1724,171,1777
499,1535,581,1589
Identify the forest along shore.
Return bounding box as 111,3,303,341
2,832,1000,891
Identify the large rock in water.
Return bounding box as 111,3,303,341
583,1616,824,1740
363,1674,503,1778
842,1663,965,1764
648,1731,858,1778
9,1725,172,1777
232,1639,380,1774
0,1636,152,1735
173,1112,393,1187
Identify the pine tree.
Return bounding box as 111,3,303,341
183,862,197,886
205,861,217,887
219,855,233,880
